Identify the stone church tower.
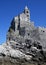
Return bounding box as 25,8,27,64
24,6,30,20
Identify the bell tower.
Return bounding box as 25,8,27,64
24,6,30,20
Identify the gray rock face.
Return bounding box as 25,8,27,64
0,6,46,65
7,6,46,50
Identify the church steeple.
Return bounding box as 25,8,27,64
25,6,28,10
24,6,30,20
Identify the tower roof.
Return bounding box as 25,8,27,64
25,6,28,10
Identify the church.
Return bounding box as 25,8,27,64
7,6,34,41
6,6,46,49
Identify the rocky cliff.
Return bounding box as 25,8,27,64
0,6,46,65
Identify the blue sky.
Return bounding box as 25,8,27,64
0,0,46,44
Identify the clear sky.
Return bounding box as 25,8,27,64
0,0,46,44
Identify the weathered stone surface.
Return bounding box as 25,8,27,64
0,6,46,65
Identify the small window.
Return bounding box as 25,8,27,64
27,15,29,17
26,11,28,13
